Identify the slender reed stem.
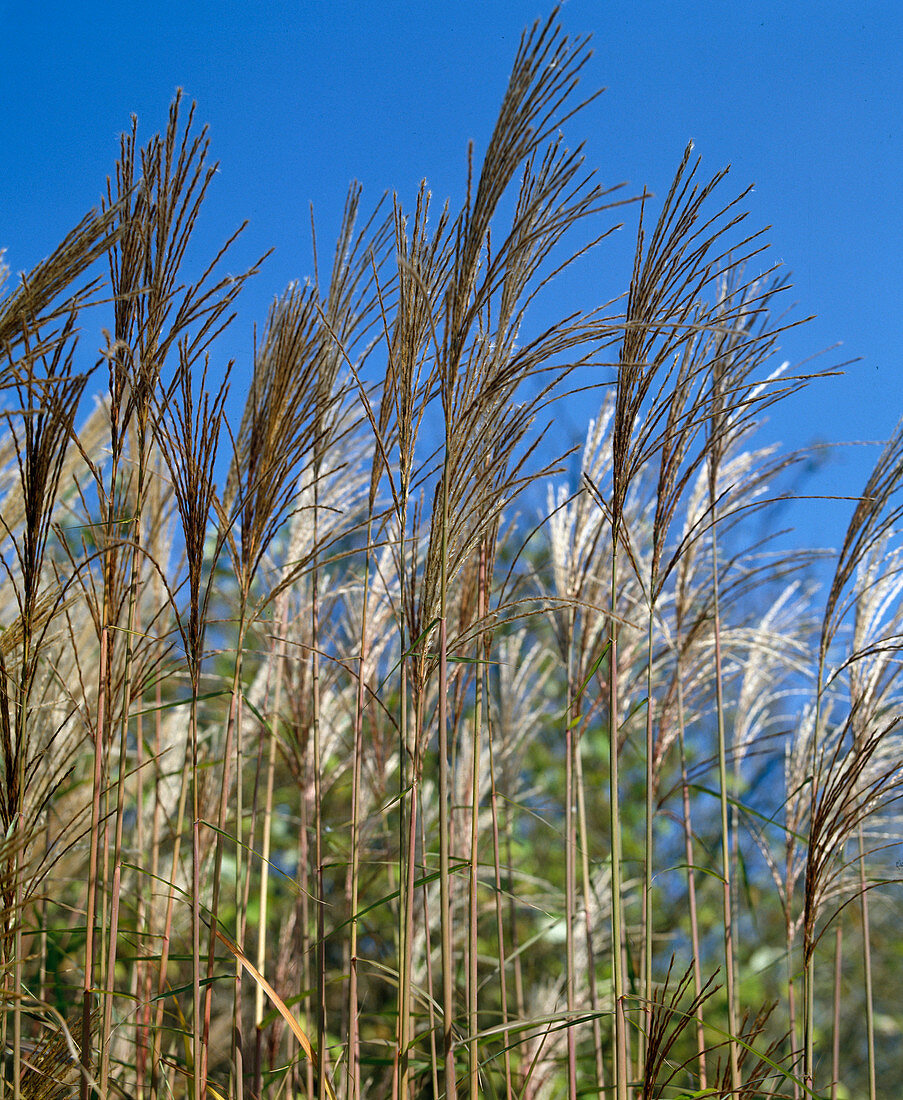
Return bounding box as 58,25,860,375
641,612,655,1074
857,823,877,1100
709,518,741,1094
574,723,606,1093
466,540,487,1099
608,534,628,1100
486,694,514,1099
310,485,328,1100
345,541,370,1100
81,625,109,1100
438,454,458,1100
564,620,578,1100
831,921,842,1100
256,594,289,1095
673,646,706,1089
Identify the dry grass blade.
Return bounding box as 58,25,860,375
213,927,337,1100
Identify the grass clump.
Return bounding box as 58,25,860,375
1,11,901,1100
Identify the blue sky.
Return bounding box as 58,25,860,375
3,0,902,549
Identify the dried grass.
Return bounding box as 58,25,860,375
0,11,900,1100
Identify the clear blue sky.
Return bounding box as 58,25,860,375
3,0,902,549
